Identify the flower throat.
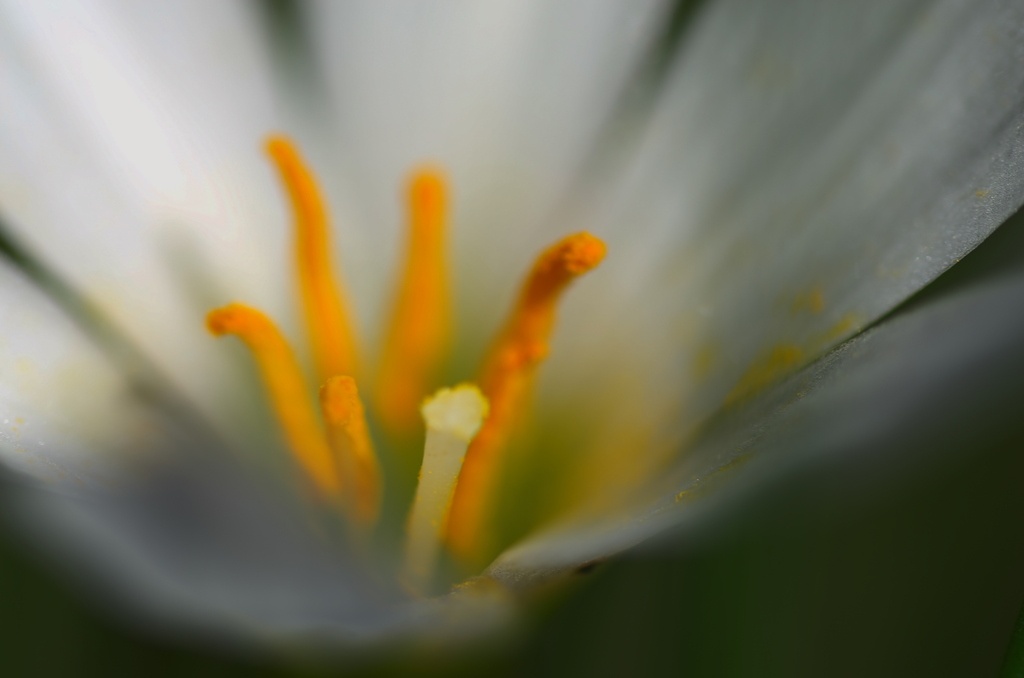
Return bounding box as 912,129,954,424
206,135,604,593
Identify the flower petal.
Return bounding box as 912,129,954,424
4,450,515,649
303,0,672,331
0,256,160,489
569,0,1024,419
491,205,1024,584
0,243,511,646
0,0,289,453
531,0,1024,519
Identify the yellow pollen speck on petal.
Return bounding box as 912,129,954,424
266,135,359,383
821,312,862,343
445,232,606,566
207,303,341,498
791,286,825,315
692,343,719,382
724,343,804,406
320,376,382,527
377,168,452,437
404,384,488,595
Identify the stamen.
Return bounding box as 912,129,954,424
404,385,488,595
207,303,341,497
377,169,452,435
320,376,382,527
445,233,606,564
266,135,358,382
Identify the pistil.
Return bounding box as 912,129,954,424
404,385,488,594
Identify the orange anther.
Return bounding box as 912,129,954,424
376,168,452,436
320,376,382,526
445,232,606,564
266,135,358,382
207,303,341,497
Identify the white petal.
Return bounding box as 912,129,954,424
304,0,671,337
537,0,1024,506
6,452,514,647
0,0,290,454
491,207,1024,581
0,258,160,490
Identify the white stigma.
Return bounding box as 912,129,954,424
404,384,488,595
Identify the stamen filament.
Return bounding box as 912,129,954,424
266,135,358,382
445,233,606,564
207,303,340,497
320,376,382,527
377,169,452,436
404,385,488,595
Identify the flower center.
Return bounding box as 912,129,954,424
206,135,604,591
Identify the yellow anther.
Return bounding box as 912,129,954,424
377,168,452,436
207,303,341,498
445,232,606,564
266,135,358,382
320,376,382,527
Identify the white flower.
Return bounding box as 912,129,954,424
0,0,1023,658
